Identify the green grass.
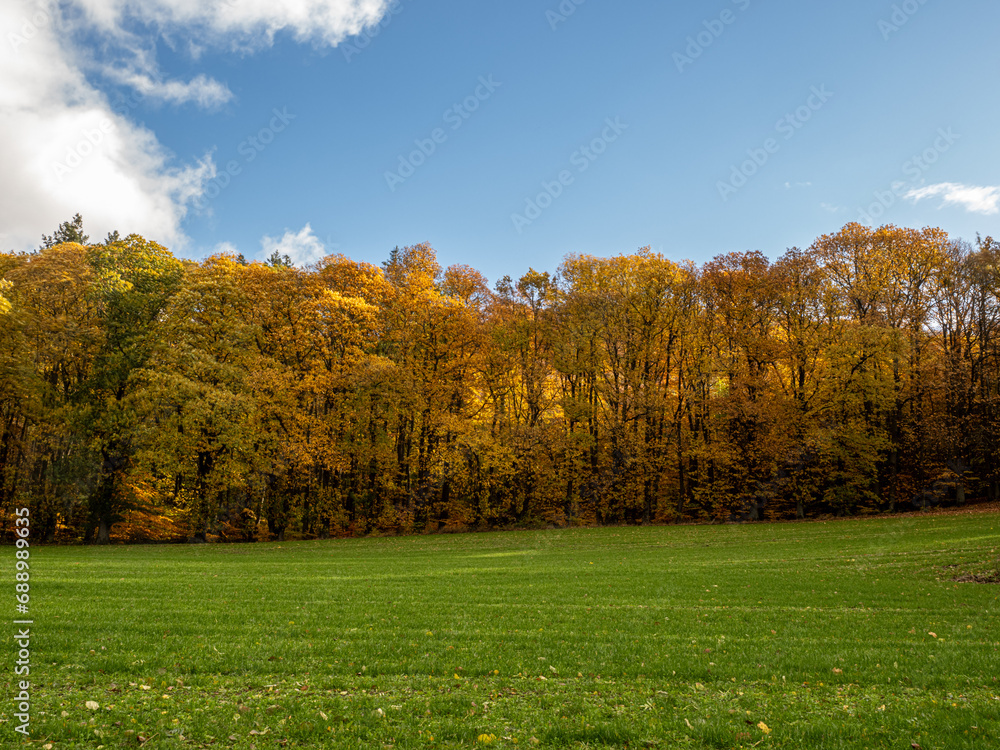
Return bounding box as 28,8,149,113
6,512,1000,748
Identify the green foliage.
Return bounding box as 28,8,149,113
41,212,89,248
265,249,293,268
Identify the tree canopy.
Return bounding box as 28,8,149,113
2,221,998,543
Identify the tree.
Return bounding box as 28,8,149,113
82,235,184,543
265,250,294,268
41,213,89,249
1,242,101,541
483,268,558,524
133,254,264,541
700,251,789,520
808,223,948,514
8,219,1000,542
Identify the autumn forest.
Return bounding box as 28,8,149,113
1,220,998,544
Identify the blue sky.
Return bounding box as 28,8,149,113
3,0,998,283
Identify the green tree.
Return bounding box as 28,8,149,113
83,235,184,543
41,213,89,249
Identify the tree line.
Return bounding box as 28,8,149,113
1,219,998,543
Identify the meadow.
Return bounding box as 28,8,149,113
8,511,1000,748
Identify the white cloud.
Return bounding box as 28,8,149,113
0,0,216,251
261,224,326,266
104,70,233,108
212,240,240,256
904,182,1000,216
0,0,392,252
71,0,394,48
820,202,844,214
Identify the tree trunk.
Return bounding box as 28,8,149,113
97,517,111,545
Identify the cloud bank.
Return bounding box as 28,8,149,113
0,0,391,251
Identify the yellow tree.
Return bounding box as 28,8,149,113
930,236,1000,506
698,251,790,520
769,247,839,517
479,268,563,525
1,243,101,539
376,244,487,530
134,254,267,541
552,250,694,523
286,256,388,536
0,256,27,532
810,223,946,513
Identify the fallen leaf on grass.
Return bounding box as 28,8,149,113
86,701,100,710
758,722,771,734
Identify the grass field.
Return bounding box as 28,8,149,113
6,511,1000,749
